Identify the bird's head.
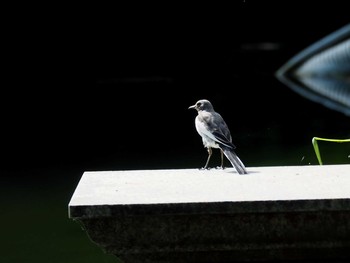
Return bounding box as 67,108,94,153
188,99,214,111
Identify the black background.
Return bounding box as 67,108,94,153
2,1,349,173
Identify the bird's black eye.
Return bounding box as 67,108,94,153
197,102,202,107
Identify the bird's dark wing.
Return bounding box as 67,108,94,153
210,112,236,149
212,130,236,150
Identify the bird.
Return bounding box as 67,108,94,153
188,99,248,174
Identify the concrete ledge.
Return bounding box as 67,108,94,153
68,165,350,262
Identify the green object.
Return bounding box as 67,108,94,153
312,137,350,165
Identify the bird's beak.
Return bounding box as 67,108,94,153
188,104,196,110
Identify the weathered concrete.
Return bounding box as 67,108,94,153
69,165,350,262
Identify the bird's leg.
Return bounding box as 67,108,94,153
218,149,225,169
202,147,212,169
215,149,225,169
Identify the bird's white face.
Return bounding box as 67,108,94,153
188,99,212,111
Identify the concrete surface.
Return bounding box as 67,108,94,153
68,165,350,262
69,165,350,217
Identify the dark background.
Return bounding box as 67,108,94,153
1,1,350,262
2,1,349,171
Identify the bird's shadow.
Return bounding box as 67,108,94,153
225,169,261,174
198,167,261,174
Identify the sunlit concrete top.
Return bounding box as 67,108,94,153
69,165,350,218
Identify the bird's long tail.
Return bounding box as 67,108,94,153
222,149,248,174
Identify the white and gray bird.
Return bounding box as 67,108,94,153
188,99,248,174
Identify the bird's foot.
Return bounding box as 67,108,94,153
216,166,225,170
199,167,211,170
